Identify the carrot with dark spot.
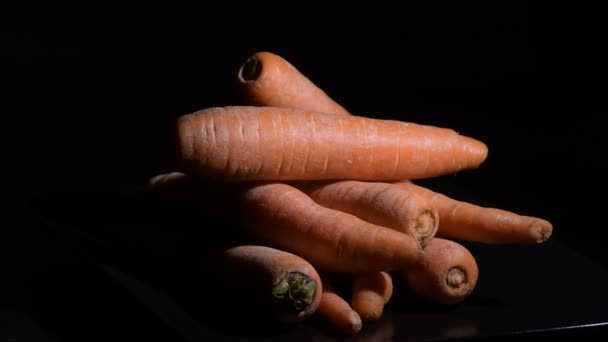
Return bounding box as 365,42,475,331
236,51,350,116
220,245,322,323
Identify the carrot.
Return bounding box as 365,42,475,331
295,180,439,245
219,245,322,323
394,181,553,244
350,271,393,321
401,238,479,305
239,182,421,273
177,106,488,182
316,279,362,335
236,51,350,116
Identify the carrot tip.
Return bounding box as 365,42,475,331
239,56,262,82
272,272,317,312
348,312,363,334
531,220,553,244
446,266,467,289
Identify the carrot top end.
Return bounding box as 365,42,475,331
272,272,317,312
239,56,262,82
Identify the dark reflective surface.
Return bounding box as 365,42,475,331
3,190,608,341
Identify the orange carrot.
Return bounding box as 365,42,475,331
295,180,438,245
236,51,350,116
238,182,422,273
401,238,479,305
317,279,362,335
394,181,553,244
351,271,393,321
220,245,322,323
177,106,488,182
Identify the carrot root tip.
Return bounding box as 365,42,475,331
239,56,262,82
272,272,317,312
531,221,553,244
446,266,467,289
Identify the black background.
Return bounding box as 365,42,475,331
2,2,608,340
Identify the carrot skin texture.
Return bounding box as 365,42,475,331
296,180,439,245
317,281,362,335
220,245,323,323
401,238,479,305
394,182,553,244
351,271,394,321
177,106,488,181
238,182,422,273
237,51,350,116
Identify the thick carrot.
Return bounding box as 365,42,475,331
177,106,488,181
394,181,553,244
220,245,322,323
238,182,422,273
401,238,479,305
236,51,350,116
317,279,362,335
295,180,439,245
351,271,393,321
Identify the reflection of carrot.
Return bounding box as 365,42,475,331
177,106,488,181
351,272,393,321
394,181,553,244
317,279,362,335
239,182,421,273
401,238,479,305
297,180,438,244
220,245,322,323
236,51,350,116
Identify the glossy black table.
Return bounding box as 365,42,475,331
3,190,608,342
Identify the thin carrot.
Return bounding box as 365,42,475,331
394,181,553,244
317,279,362,335
177,106,488,182
295,180,438,245
401,238,479,305
219,245,323,323
236,51,350,116
351,271,393,321
238,182,421,273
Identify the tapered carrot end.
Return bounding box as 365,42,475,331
346,311,363,335
463,136,489,168
531,219,553,243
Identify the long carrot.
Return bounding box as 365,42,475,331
236,51,350,116
238,182,422,273
350,271,393,322
295,180,438,245
394,181,553,244
177,106,488,182
316,279,362,335
219,245,322,323
401,238,479,305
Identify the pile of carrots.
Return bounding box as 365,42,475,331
147,52,553,335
